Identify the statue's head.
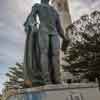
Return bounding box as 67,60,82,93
41,0,50,4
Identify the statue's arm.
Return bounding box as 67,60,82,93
24,4,39,33
56,15,70,51
56,15,66,40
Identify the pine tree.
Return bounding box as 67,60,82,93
4,63,24,89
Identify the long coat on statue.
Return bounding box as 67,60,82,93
24,17,43,85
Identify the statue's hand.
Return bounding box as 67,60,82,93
61,39,70,52
24,23,38,33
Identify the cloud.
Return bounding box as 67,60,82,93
69,0,100,21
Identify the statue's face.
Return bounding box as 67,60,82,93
41,0,50,4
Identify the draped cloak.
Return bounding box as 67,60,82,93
24,18,44,85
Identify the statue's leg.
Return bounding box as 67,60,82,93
52,49,61,83
52,35,61,83
40,49,51,84
39,34,51,84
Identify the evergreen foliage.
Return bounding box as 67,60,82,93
63,10,100,82
4,63,24,89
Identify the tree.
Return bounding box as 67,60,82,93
4,63,24,89
63,10,100,83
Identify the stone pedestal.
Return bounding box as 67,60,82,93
6,83,100,100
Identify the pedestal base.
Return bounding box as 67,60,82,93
5,83,100,100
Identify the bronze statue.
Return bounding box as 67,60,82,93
24,0,69,87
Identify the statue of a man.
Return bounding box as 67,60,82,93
24,0,68,87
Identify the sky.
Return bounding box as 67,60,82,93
0,0,100,93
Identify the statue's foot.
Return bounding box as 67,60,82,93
23,80,33,88
32,80,46,87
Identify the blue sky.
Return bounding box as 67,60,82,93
0,0,100,93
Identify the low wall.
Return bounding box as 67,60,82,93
5,83,100,100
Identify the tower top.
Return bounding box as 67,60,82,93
51,0,72,32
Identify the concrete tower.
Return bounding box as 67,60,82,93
51,0,72,32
